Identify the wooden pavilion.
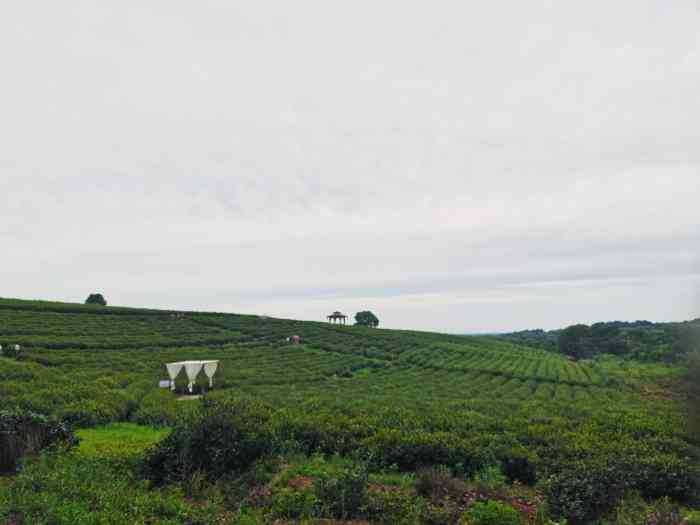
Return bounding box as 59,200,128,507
327,311,348,325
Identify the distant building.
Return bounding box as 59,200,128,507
327,311,348,325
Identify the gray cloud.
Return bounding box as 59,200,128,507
1,0,698,331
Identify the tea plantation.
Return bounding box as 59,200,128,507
1,297,698,524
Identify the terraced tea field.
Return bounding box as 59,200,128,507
0,298,632,421
1,298,698,525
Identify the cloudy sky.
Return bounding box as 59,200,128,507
1,1,698,332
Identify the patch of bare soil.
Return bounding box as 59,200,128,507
286,475,314,491
176,395,202,401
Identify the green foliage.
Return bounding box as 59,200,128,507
84,293,107,306
142,398,276,484
75,423,169,468
313,462,369,519
0,297,698,523
505,319,700,362
366,489,429,524
355,310,380,327
498,445,537,485
1,451,215,525
460,500,520,525
272,488,318,519
363,428,488,476
0,409,78,473
558,324,594,359
472,465,508,494
415,465,466,503
544,450,699,525
686,351,700,435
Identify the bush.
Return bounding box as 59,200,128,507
2,451,214,524
272,488,318,519
314,462,369,519
460,500,520,525
545,448,700,524
142,398,276,484
544,458,627,525
647,499,684,525
0,409,78,473
498,446,538,485
415,465,466,503
363,429,487,476
366,489,428,525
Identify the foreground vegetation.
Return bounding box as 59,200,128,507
0,297,698,524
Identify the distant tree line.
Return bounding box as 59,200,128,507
500,319,700,362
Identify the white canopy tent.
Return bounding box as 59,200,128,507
165,360,219,393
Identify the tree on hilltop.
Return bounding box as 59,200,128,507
85,293,107,306
557,324,594,359
355,310,379,328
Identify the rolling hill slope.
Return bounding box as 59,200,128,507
0,296,634,421
2,297,698,524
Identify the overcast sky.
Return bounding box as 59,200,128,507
1,1,698,332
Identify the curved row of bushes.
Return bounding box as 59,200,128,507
142,398,700,523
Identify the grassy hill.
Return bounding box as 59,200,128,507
1,297,698,524
0,297,650,422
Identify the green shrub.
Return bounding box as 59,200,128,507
363,429,487,476
366,489,428,524
314,462,369,519
0,409,78,473
415,465,466,503
472,465,508,495
544,458,627,525
460,500,520,525
272,488,318,519
645,497,683,525
545,447,699,524
498,446,538,485
2,451,214,524
142,398,276,484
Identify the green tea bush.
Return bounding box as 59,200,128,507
2,451,214,524
644,497,683,525
272,488,318,519
131,389,184,426
366,489,429,524
459,500,520,525
0,409,78,473
314,463,368,519
364,429,487,476
472,465,508,497
415,465,466,503
545,458,627,525
545,446,699,524
143,398,276,485
498,445,538,485
314,462,369,519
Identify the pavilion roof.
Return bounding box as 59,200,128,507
166,360,219,366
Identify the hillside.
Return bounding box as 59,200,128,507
1,297,698,524
0,297,647,419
